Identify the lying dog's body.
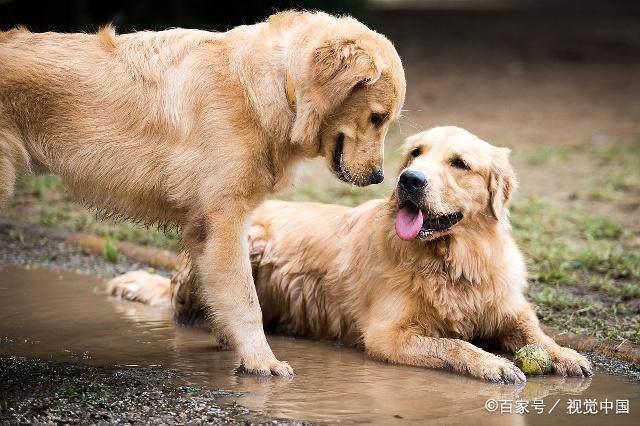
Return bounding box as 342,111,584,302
110,127,592,383
0,11,405,375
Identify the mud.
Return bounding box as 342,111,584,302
1,266,638,424
0,219,163,279
0,356,302,425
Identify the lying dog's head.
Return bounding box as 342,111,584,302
392,127,517,242
283,12,406,186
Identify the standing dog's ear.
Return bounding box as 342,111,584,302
310,38,383,112
291,38,384,146
489,147,517,221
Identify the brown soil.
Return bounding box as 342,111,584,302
379,11,640,231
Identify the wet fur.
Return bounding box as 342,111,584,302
110,127,592,382
0,11,406,375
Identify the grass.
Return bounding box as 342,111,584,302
56,380,106,406
279,179,389,206
585,144,640,201
103,237,119,263
6,174,180,250
1,137,639,345
522,144,576,166
510,197,640,343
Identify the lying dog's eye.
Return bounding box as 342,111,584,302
451,157,470,170
410,147,421,158
370,113,385,127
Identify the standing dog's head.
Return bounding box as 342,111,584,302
392,127,517,242
281,12,406,187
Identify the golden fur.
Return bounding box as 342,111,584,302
110,127,592,383
0,11,406,376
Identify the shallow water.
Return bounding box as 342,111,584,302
0,266,638,425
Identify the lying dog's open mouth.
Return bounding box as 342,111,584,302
395,200,463,241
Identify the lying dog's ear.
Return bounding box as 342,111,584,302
489,148,517,221
291,38,384,146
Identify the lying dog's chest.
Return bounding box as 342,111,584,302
255,266,358,341
414,277,500,340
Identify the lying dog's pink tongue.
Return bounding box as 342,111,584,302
395,206,423,241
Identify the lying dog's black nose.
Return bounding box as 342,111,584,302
399,170,427,192
370,169,384,184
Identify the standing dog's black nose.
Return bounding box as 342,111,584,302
399,170,427,192
370,169,384,184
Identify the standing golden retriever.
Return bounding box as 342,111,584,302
110,127,592,383
0,11,406,376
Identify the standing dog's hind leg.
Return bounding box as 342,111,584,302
170,254,210,327
0,123,30,208
0,156,16,207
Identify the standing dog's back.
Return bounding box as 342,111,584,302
0,27,222,222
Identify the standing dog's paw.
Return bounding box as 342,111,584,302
471,355,527,384
239,353,294,377
551,347,593,377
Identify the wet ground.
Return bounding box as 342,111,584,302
1,266,638,424
0,357,287,425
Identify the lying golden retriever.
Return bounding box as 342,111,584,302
109,126,592,383
0,11,406,376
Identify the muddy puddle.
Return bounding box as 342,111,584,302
0,266,638,424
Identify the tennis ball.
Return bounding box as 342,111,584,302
514,344,552,376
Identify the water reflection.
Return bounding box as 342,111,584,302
1,266,637,425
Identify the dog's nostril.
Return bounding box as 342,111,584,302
399,170,427,191
370,169,384,184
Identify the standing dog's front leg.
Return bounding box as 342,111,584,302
193,212,293,376
500,307,592,377
363,326,526,384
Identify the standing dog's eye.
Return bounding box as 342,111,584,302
370,113,385,127
451,157,470,170
410,147,421,158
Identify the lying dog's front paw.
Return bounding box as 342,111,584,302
472,356,526,384
551,347,593,377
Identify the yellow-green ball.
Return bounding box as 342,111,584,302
514,344,552,376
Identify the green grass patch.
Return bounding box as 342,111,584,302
585,142,640,200
15,174,64,199
582,216,623,240
511,196,639,343
281,182,389,207
573,243,640,279
522,145,575,166
56,380,106,406
531,286,584,310
7,175,180,250
102,237,119,263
